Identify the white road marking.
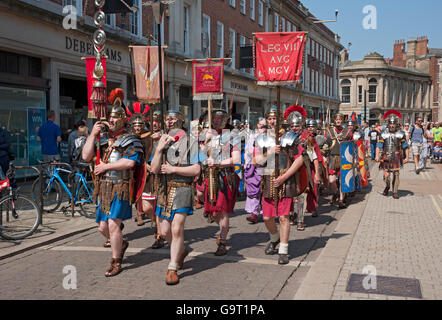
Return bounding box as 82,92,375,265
430,195,442,219
49,245,312,267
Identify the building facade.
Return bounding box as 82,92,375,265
339,52,432,125
0,0,343,167
388,36,442,122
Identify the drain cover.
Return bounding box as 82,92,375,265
346,274,422,298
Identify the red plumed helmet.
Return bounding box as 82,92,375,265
108,88,125,105
383,110,402,120
284,105,307,120
126,102,150,121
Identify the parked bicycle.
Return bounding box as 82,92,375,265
0,163,42,240
32,160,96,218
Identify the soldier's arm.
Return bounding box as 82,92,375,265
164,163,201,177
274,156,304,187
103,158,136,171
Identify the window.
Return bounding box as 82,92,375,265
183,6,190,54
274,13,279,32
202,15,210,57
229,29,236,69
230,0,236,8
341,79,351,103
105,14,116,27
217,22,224,58
250,0,255,20
62,0,82,17
130,0,141,36
358,85,363,103
287,21,291,32
240,35,246,72
281,18,285,33
368,78,377,103
240,0,246,14
258,1,264,26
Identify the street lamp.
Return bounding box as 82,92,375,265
143,0,176,116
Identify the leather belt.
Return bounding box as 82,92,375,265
170,182,192,188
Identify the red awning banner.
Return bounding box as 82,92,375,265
192,59,224,100
254,32,306,86
85,56,107,119
132,46,164,103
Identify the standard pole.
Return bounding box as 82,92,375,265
158,21,164,116
364,89,367,123
275,86,281,214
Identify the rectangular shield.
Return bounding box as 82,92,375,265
340,141,356,193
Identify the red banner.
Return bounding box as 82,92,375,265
192,59,224,100
85,57,107,119
254,32,306,85
132,46,164,103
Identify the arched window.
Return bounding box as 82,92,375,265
341,79,351,103
368,78,377,103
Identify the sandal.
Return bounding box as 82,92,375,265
329,193,338,205
103,239,111,248
215,243,228,256
105,258,122,277
297,222,305,231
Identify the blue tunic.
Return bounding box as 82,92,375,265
95,146,140,223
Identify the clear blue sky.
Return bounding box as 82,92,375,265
303,0,442,60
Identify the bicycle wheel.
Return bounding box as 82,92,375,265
32,177,62,213
0,195,41,240
77,181,97,219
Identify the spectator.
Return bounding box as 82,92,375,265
0,126,11,180
72,125,89,163
419,123,432,170
409,117,429,174
68,120,86,163
369,125,380,160
37,110,62,162
363,122,370,157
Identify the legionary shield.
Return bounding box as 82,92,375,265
356,140,368,187
340,141,356,193
134,162,147,202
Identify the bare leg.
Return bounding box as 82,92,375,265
108,219,123,259
170,213,187,265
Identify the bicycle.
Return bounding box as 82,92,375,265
0,163,42,240
32,160,96,218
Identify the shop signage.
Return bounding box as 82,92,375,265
65,36,122,62
231,81,248,91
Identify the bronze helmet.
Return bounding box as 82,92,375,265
164,109,184,130
109,105,127,131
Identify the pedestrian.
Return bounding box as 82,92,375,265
82,89,144,277
431,122,441,158
71,125,89,163
0,126,11,180
369,125,380,160
419,123,433,169
408,117,429,174
244,117,267,224
37,110,61,162
150,110,202,285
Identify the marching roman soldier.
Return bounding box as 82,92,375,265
82,88,144,277
295,117,323,227
126,102,152,227
151,109,202,285
202,108,241,256
376,110,409,199
323,113,353,209
253,105,307,265
150,110,167,249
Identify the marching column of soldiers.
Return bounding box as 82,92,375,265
84,88,409,285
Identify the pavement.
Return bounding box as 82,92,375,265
0,160,441,300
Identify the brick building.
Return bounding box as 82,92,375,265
388,36,442,122
0,0,343,167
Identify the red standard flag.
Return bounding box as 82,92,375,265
254,32,306,86
192,59,224,100
132,46,164,103
85,56,107,119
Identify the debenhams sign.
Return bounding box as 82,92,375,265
65,36,123,62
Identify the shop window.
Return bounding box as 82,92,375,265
341,79,351,103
